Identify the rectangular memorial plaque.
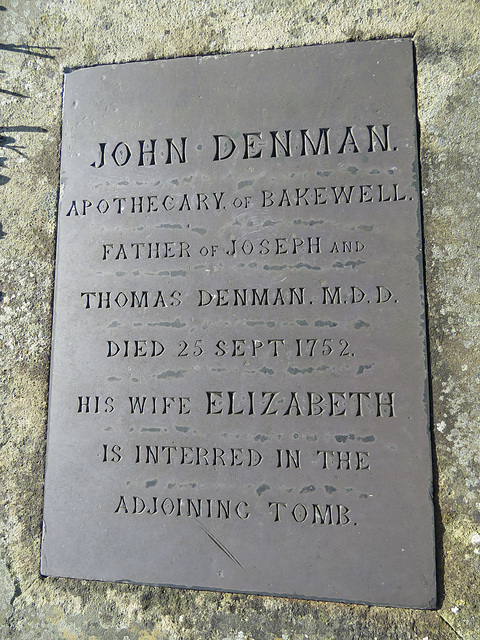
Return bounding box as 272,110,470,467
41,40,436,608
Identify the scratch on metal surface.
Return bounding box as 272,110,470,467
196,521,245,570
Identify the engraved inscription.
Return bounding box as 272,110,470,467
42,41,435,608
66,182,410,217
89,125,393,169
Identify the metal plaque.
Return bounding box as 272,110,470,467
41,40,436,608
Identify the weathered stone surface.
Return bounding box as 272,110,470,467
1,0,480,638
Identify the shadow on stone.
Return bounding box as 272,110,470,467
0,43,60,59
2,126,48,133
0,128,48,185
0,3,53,183
432,436,446,608
1,135,26,157
0,87,29,98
